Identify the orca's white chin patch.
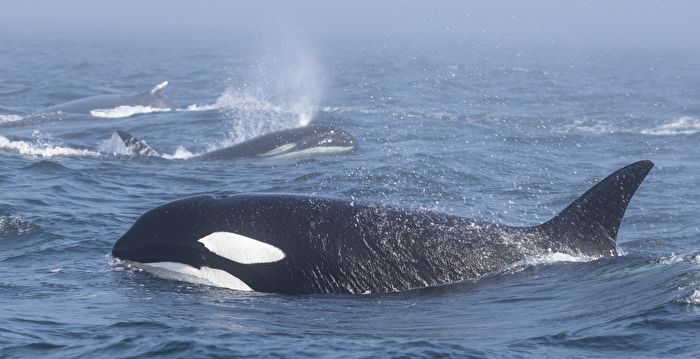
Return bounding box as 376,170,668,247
131,261,253,292
198,231,285,264
265,146,354,160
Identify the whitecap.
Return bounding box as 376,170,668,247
564,119,616,134
640,116,700,136
0,135,101,158
505,251,598,273
0,114,23,122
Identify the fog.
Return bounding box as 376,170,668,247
1,0,698,49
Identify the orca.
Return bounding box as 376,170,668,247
112,160,653,294
43,81,175,116
114,125,356,160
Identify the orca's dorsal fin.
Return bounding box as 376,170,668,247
116,130,160,157
537,160,653,256
148,81,169,96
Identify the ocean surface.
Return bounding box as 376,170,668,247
1,34,699,358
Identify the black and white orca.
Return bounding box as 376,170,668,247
115,125,356,160
112,160,654,294
44,81,175,116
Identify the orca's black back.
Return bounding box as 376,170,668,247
202,195,541,294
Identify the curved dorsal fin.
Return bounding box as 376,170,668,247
537,160,653,256
116,130,159,157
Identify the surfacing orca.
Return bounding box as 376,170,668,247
44,81,175,116
112,160,653,294
115,125,356,160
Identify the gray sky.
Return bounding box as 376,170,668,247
1,0,698,49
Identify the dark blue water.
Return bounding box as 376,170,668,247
1,35,699,357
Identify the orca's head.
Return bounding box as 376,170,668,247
112,195,286,274
112,195,217,266
296,126,356,152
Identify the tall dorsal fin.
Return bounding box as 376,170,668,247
148,81,169,96
537,160,653,256
116,130,159,157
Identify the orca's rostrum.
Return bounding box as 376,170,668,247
112,161,654,294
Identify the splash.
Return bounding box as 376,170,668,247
191,39,323,146
99,133,195,160
0,215,37,236
161,146,196,160
688,290,700,305
659,253,686,265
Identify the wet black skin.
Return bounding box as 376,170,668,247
113,161,653,294
196,125,356,160
117,125,356,161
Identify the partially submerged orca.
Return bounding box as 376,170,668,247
115,125,356,160
44,81,175,116
112,160,653,294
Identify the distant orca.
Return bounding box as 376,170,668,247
115,125,356,160
112,160,653,294
44,81,175,116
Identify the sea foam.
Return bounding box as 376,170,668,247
640,116,700,136
90,105,171,119
0,114,23,122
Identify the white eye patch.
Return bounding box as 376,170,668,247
198,231,285,264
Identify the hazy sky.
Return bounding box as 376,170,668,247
1,0,698,49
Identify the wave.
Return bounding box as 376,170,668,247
658,253,700,306
89,105,171,119
0,135,101,158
